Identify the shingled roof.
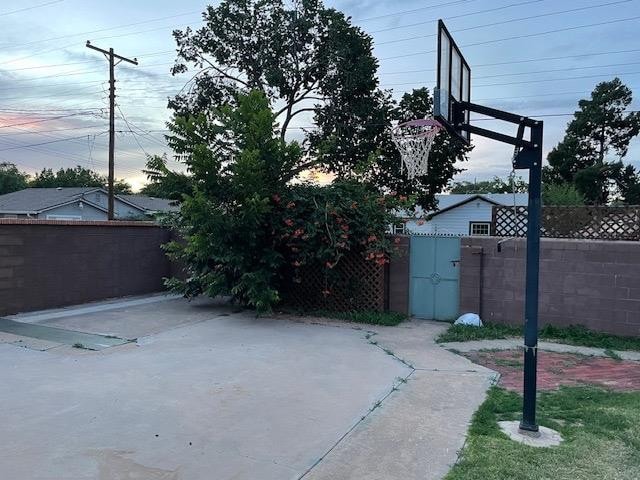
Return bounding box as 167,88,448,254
0,188,177,214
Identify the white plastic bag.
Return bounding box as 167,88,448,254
454,313,483,327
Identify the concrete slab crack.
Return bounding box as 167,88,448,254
297,331,416,479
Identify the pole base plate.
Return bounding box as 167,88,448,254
499,421,562,448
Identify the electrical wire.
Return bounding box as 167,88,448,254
371,0,544,34
0,0,63,17
375,0,632,43
3,11,200,49
355,0,481,22
0,112,103,129
116,105,150,156
381,15,640,60
0,133,107,151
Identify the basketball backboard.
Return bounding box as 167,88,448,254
434,20,471,145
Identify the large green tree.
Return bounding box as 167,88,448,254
140,155,192,201
30,166,132,193
169,0,468,210
615,164,640,205
542,183,585,206
352,87,472,209
0,163,29,195
544,78,640,204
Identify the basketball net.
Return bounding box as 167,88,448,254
391,119,442,179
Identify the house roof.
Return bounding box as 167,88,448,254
405,193,529,218
119,194,178,212
0,188,98,213
0,188,176,214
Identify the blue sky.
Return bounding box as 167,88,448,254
1,0,639,190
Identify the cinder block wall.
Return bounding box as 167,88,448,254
0,220,174,316
460,237,640,336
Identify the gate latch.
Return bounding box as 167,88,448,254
451,259,460,267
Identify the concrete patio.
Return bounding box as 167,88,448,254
0,296,495,479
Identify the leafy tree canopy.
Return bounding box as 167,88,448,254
30,166,132,194
544,78,640,204
0,162,29,195
449,175,528,194
164,90,406,312
169,0,469,210
542,183,585,206
140,155,193,201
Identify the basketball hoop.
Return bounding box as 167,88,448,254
391,118,442,179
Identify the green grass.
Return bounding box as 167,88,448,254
493,357,524,368
538,324,640,351
311,310,407,326
446,386,640,480
436,323,521,343
436,323,640,351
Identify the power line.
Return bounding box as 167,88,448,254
470,110,640,120
461,48,640,70
474,61,640,80
0,0,63,17
382,70,640,88
116,105,150,156
0,106,103,113
371,0,544,34
3,11,199,49
379,56,640,80
375,0,632,43
381,15,640,60
0,133,107,151
2,61,174,83
475,71,640,88
0,112,100,129
355,0,481,22
0,124,105,136
3,49,173,72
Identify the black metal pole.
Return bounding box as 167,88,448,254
520,121,543,432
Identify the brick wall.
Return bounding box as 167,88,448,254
460,237,640,336
0,220,174,316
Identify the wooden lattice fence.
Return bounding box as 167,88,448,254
493,206,640,241
282,252,386,312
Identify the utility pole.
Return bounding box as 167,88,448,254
86,41,138,220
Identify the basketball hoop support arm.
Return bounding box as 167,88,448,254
454,100,544,433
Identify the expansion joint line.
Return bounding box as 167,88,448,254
297,331,415,479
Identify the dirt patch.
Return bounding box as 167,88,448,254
464,349,640,392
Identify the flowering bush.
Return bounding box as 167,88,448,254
274,182,408,291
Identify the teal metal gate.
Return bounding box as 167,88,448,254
410,235,461,320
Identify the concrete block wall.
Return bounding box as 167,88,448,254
0,220,174,316
460,236,640,336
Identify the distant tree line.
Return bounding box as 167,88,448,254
0,164,132,196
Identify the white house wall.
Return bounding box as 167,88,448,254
406,198,496,236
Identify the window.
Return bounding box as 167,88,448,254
470,222,491,236
45,214,82,221
393,222,406,235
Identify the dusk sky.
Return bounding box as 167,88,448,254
1,0,639,190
